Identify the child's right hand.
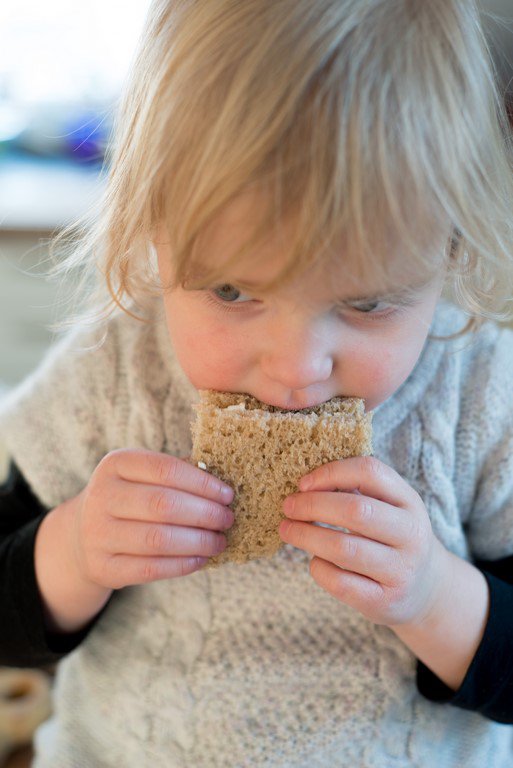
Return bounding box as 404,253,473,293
69,448,234,589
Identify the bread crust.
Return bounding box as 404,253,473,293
190,391,373,567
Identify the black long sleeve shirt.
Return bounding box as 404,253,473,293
0,461,115,668
1,461,512,723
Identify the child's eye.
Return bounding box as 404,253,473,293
345,300,394,315
211,284,253,304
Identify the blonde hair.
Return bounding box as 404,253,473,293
46,0,513,338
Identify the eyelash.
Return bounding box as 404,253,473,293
202,287,408,321
201,291,250,315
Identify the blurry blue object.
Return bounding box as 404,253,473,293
61,109,111,164
1,102,112,165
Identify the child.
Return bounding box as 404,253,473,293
1,0,513,765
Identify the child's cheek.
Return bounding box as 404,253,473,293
353,349,395,403
346,340,418,409
172,320,248,391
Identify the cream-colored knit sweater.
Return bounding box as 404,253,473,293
1,298,513,767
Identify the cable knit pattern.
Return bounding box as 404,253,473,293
1,298,513,766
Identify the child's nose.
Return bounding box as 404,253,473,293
259,320,334,390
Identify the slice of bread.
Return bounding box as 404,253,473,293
190,391,373,567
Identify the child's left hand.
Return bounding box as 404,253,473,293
279,456,450,628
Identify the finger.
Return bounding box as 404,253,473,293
283,491,414,548
103,448,234,505
105,518,228,558
299,456,419,509
109,479,234,531
309,557,386,616
107,554,210,586
280,520,401,585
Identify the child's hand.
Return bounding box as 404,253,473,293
69,448,234,590
279,456,449,628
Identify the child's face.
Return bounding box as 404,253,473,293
155,198,445,412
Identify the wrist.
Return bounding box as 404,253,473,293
35,499,112,635
390,547,490,691
403,537,455,631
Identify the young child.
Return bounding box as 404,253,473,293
1,0,513,765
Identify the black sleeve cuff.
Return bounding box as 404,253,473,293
1,512,113,668
417,569,513,724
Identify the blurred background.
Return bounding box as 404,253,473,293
0,0,152,393
0,1,512,765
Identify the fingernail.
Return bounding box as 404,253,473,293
220,485,234,503
299,476,313,491
283,496,295,516
222,510,235,529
